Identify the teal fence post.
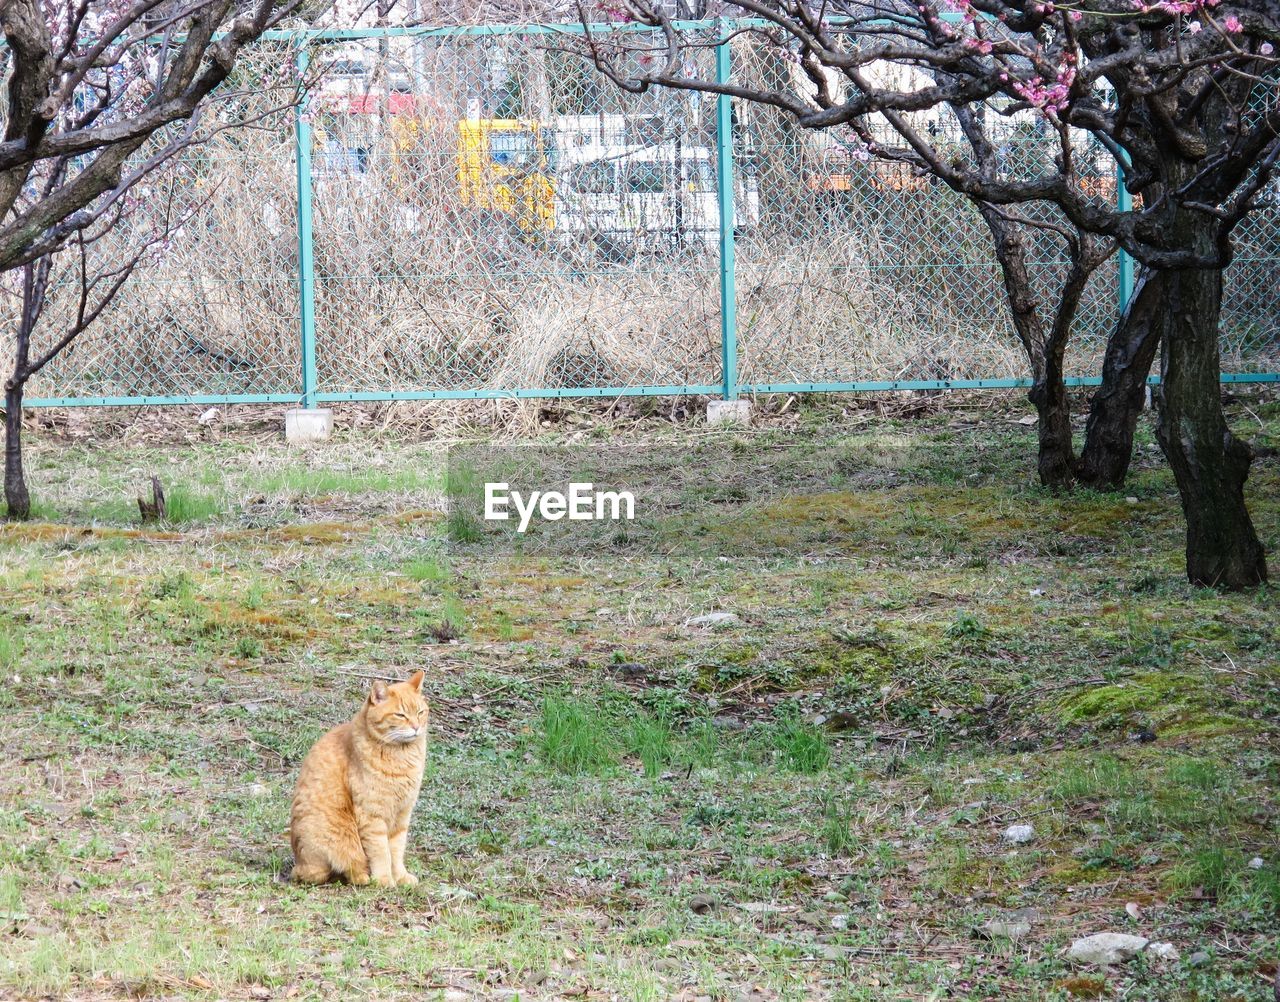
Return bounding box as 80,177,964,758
1116,160,1134,314
715,25,738,401
295,46,318,406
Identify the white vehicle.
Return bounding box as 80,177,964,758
552,114,758,254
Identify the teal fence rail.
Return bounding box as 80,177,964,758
13,20,1280,408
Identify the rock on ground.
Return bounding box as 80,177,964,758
685,612,739,628
1067,933,1150,966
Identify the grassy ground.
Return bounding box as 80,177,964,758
1,393,1278,1001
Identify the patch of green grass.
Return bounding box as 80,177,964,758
539,694,618,774
1171,847,1280,914
256,466,438,495
0,621,23,670
947,610,988,640
151,570,194,600
404,555,448,583
765,718,831,774
627,713,674,778
0,871,23,914
820,793,858,856
1171,846,1235,899
1049,754,1142,802
163,486,223,524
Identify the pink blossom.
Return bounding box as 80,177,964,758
1262,42,1275,55
598,2,634,21
1010,65,1076,115
1223,14,1242,31
1187,19,1203,32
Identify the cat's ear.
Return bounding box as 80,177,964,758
407,670,425,691
369,680,389,704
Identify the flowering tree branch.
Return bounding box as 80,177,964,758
581,0,1280,269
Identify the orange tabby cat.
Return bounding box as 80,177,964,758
289,670,428,886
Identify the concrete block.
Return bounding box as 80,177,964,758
284,407,333,445
707,399,752,426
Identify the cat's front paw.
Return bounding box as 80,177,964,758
349,872,371,886
395,872,419,887
371,873,397,887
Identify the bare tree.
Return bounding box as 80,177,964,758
0,0,335,520
583,0,1279,588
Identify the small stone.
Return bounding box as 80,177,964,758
1147,942,1180,962
1125,496,1139,504
1187,950,1212,968
56,873,82,893
247,783,270,798
1124,902,1142,921
1067,933,1150,966
975,916,1033,941
1247,856,1264,870
823,711,860,731
735,901,797,915
830,914,849,930
1002,823,1035,845
688,894,717,915
684,612,739,629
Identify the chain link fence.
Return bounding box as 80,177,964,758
7,21,1280,408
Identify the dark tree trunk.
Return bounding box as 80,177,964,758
973,201,1078,490
1154,263,1267,589
4,380,29,521
6,259,47,522
1028,345,1075,490
1075,266,1164,491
